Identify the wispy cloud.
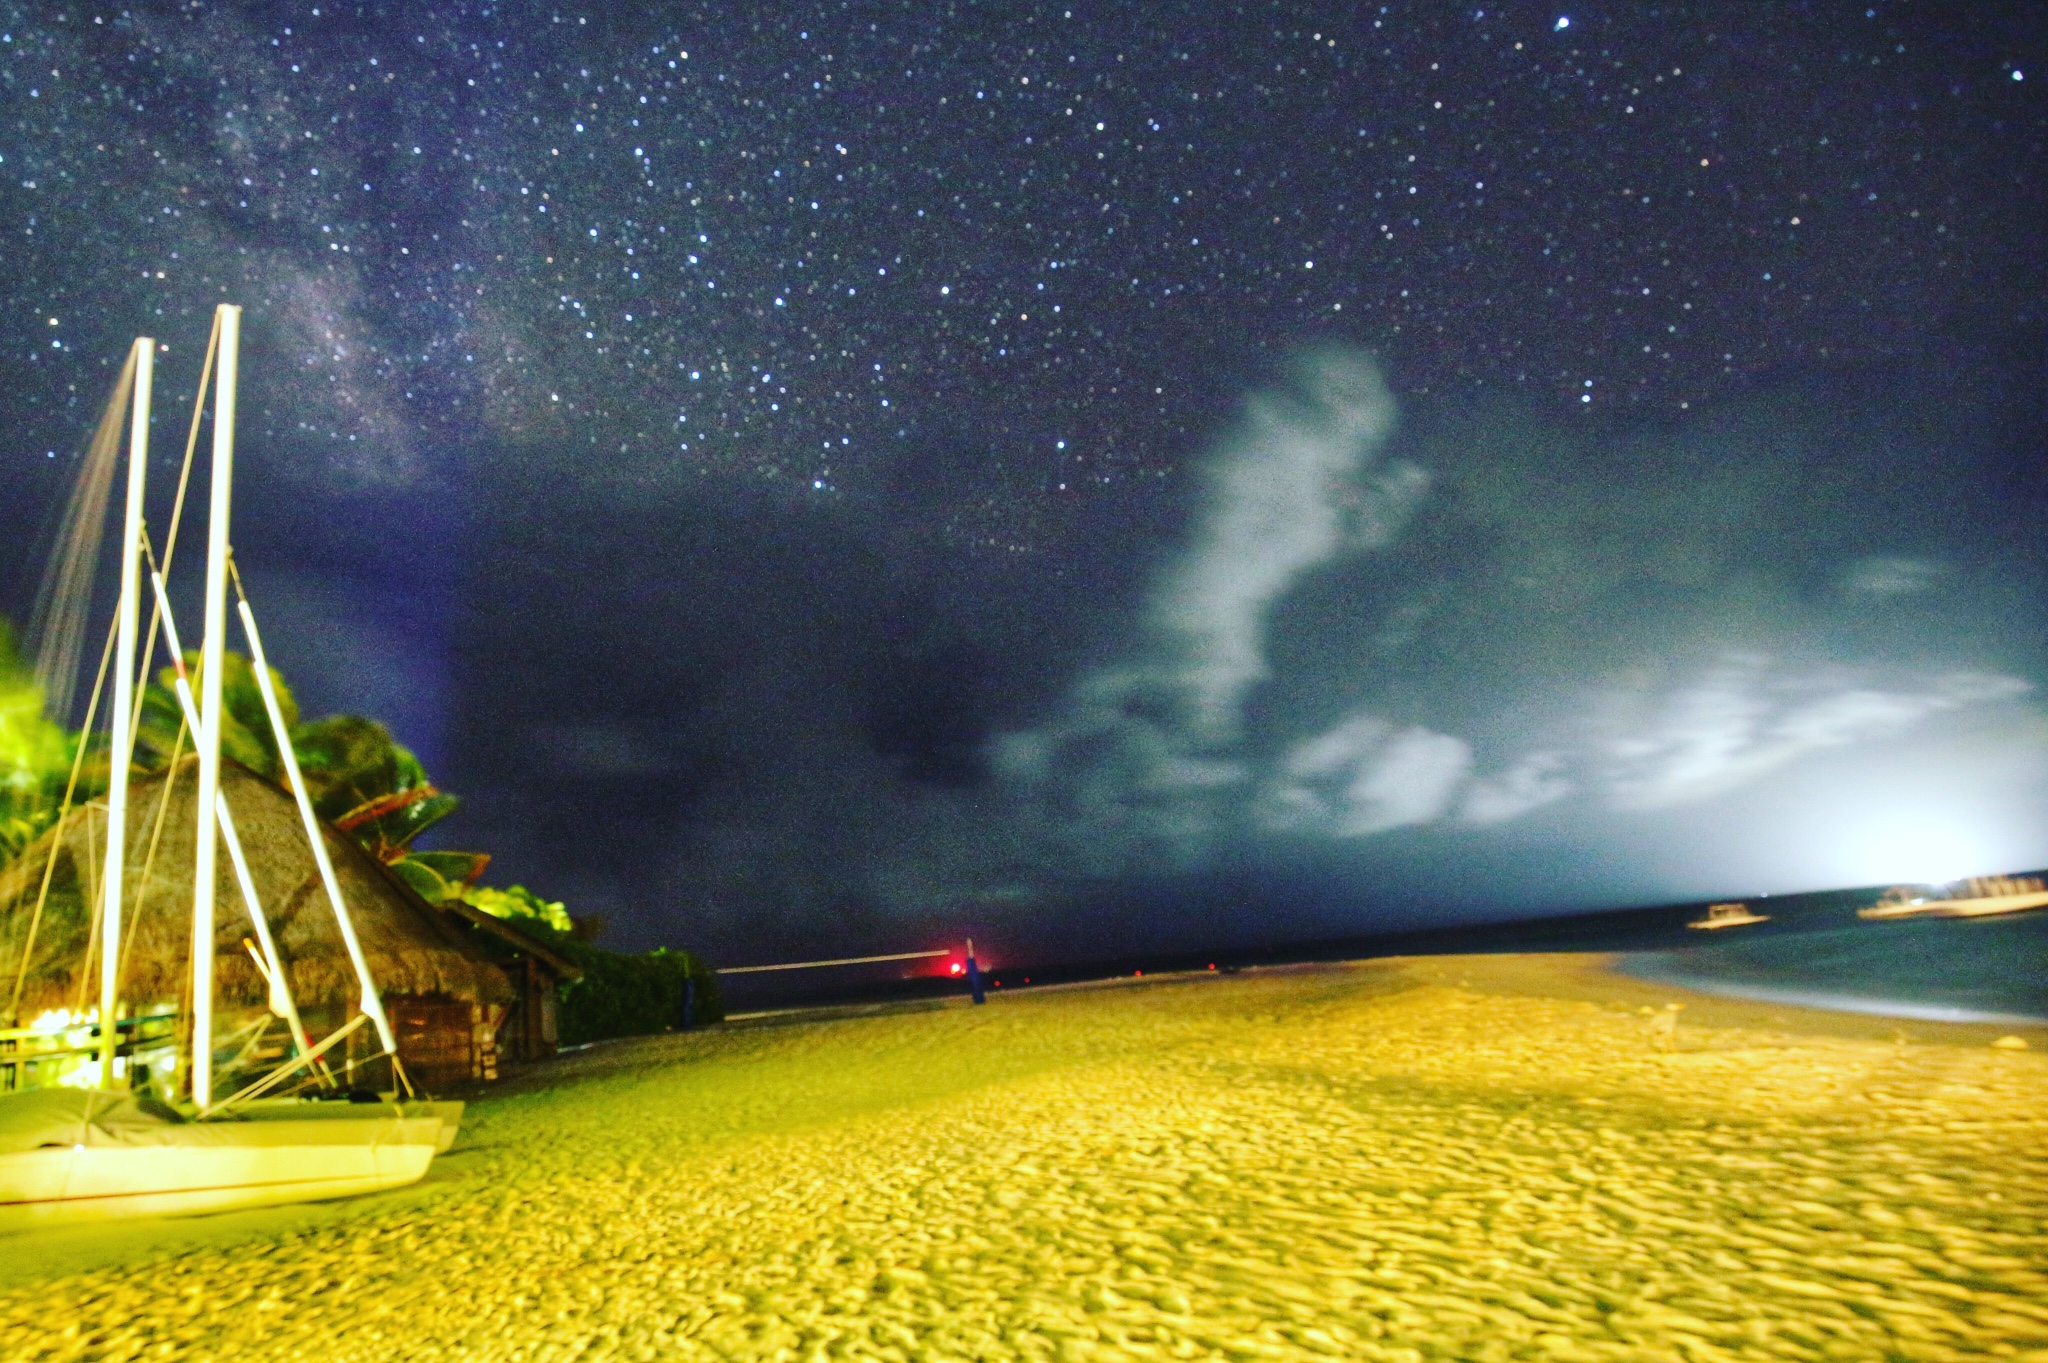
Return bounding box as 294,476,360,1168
1458,752,1574,825
1255,717,1472,837
1001,349,1410,873
1591,658,2032,810
1001,346,2041,878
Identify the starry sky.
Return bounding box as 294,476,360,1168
2,2,2045,965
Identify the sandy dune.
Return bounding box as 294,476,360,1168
3,953,2045,1361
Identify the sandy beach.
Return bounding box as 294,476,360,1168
3,952,2045,1361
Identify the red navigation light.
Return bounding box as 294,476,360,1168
1208,963,1216,970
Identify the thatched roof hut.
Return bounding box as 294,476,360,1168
1,757,513,1088
434,896,583,1062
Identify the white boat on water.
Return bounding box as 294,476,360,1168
1,308,459,1230
1687,901,1770,930
1858,874,2048,921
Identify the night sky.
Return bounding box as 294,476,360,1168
3,2,2045,966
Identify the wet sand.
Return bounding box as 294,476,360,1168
3,952,2045,1361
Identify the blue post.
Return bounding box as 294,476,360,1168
681,977,697,1031
966,938,986,1005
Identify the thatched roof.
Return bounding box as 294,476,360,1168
0,757,513,1023
437,896,584,981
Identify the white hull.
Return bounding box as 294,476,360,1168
0,1110,449,1231
1860,889,2048,921
238,1097,465,1153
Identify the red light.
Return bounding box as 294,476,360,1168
949,962,964,975
1134,969,1143,977
1208,963,1216,970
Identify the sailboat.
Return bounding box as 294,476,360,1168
0,307,459,1230
1858,874,2048,922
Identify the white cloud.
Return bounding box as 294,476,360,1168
1002,350,1405,872
1336,726,1473,835
1841,555,1945,600
1265,661,2037,839
999,351,2043,883
1459,752,1573,824
1257,716,1472,837
1595,657,2033,810
1151,350,1405,741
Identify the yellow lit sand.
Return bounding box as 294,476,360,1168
3,953,2046,1361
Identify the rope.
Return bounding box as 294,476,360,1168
70,794,103,1015
117,534,191,1003
4,319,217,1030
210,1011,370,1113
5,608,119,1027
717,949,951,974
135,316,219,1086
116,717,185,1005
137,533,214,1078
5,349,146,1026
217,1011,276,1075
126,311,221,745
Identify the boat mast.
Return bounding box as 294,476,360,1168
190,305,238,1112
145,569,323,1073
236,592,400,1067
97,337,152,1089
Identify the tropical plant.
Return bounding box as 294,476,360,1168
554,943,721,1045
482,909,722,1044
134,649,489,897
0,620,86,865
463,883,575,935
133,648,292,779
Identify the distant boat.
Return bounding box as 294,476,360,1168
1688,901,1770,930
0,309,457,1231
1859,875,2048,922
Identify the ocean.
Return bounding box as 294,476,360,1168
1623,911,2048,1025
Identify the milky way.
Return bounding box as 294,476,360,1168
2,3,2044,960
4,4,2038,511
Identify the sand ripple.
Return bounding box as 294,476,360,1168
2,956,2044,1361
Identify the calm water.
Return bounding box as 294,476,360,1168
1625,912,2048,1025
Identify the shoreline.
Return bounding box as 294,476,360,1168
1621,951,2048,1028
6,949,2045,1361
723,948,2048,1049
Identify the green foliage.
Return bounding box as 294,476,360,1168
294,715,463,859
0,621,84,865
134,655,476,869
555,943,723,1045
286,713,414,806
464,883,573,933
387,850,493,906
134,649,295,780
486,913,722,1044
6,627,729,1048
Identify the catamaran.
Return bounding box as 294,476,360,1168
1858,874,2048,922
0,307,459,1230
